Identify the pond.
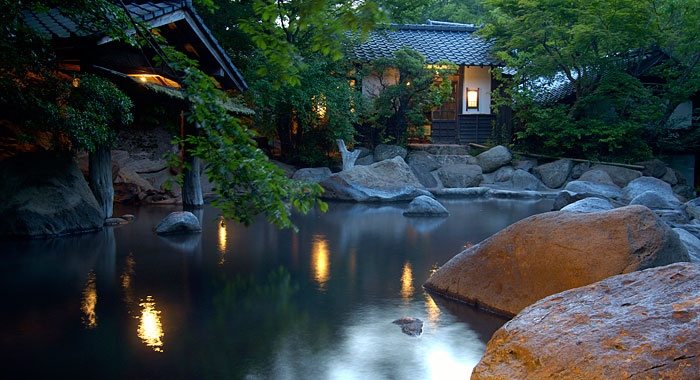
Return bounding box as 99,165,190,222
0,198,553,379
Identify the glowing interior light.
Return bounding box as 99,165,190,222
137,296,164,352
467,88,479,109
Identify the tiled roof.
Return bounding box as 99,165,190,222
21,1,246,91
22,1,187,39
348,23,500,67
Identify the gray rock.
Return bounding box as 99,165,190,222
154,211,202,235
0,152,105,239
510,169,548,191
292,167,333,183
476,145,512,173
661,167,679,185
570,162,591,179
472,263,700,380
435,154,479,166
684,198,700,221
623,176,677,203
403,195,449,217
578,169,614,185
674,228,700,262
319,157,430,202
482,166,515,184
590,164,642,188
564,180,623,200
636,158,668,178
629,190,682,210
512,158,537,172
406,151,441,188
354,147,374,166
532,159,573,189
560,197,614,213
374,144,407,162
437,163,483,188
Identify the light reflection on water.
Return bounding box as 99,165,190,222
0,198,553,379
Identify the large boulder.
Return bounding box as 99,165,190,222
623,176,678,204
476,145,512,173
0,151,105,239
560,197,614,213
437,163,483,188
472,263,700,380
406,151,441,188
373,144,407,162
564,180,623,200
319,156,431,201
423,205,689,317
590,164,642,188
532,159,573,189
292,167,333,183
403,195,449,217
154,211,201,235
509,169,548,191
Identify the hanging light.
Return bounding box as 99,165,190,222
467,88,479,109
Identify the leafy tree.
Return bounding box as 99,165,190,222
419,0,489,25
359,48,456,146
239,0,386,87
483,0,700,162
245,52,367,167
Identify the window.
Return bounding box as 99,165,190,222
467,88,479,109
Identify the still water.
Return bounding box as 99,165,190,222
0,198,552,379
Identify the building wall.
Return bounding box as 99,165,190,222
462,66,492,115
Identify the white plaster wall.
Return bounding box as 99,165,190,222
462,66,492,115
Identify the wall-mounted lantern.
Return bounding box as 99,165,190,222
467,88,479,109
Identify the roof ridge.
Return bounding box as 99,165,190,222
382,22,479,33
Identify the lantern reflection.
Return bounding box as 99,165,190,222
400,261,414,301
137,296,164,352
218,217,227,265
81,271,98,329
311,235,330,291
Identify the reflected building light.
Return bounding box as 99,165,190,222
81,271,98,329
400,261,414,302
137,296,164,352
424,292,441,324
218,217,227,265
311,235,331,291
121,253,136,305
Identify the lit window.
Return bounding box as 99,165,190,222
467,88,479,109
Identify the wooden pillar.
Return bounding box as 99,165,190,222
88,144,113,218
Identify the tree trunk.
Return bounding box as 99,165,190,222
89,144,113,218
181,146,203,209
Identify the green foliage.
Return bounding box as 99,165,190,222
483,0,700,161
360,48,456,146
239,0,386,87
418,0,489,24
151,39,327,229
245,53,366,166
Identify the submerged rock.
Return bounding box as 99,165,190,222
392,317,423,337
423,205,689,317
472,262,700,380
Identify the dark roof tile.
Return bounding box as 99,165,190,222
348,23,500,67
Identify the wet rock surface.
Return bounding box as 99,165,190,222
472,262,700,380
423,205,689,317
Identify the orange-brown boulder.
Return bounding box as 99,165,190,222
423,205,688,317
471,262,700,379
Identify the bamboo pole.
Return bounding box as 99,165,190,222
468,143,645,170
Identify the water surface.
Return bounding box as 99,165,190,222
0,198,552,379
